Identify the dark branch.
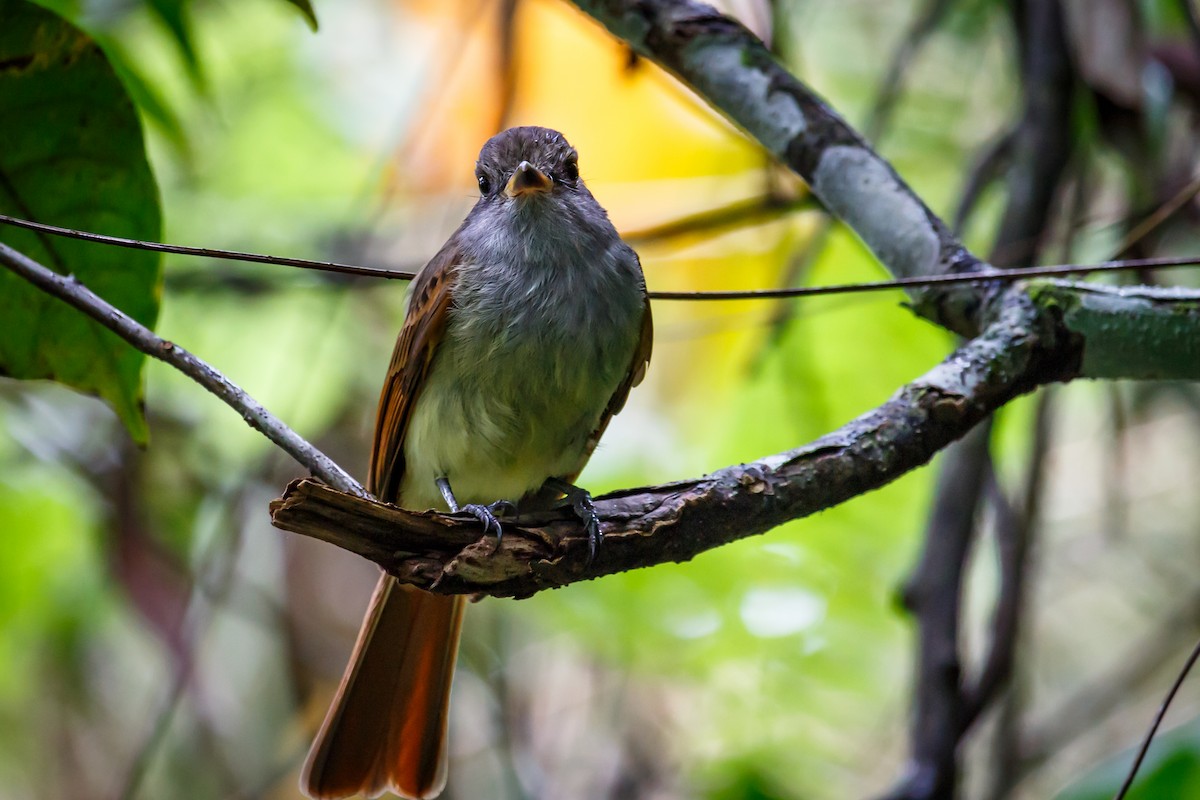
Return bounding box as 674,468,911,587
952,130,1014,235
886,1,1075,795
884,425,992,800
977,391,1053,800
964,393,1050,726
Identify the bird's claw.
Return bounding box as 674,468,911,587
576,494,604,563
462,500,515,548
567,489,602,563
543,478,603,563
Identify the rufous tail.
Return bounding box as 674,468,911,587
301,574,465,800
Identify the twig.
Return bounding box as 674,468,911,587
1113,634,1200,800
1102,385,1130,542
0,241,366,498
980,390,1054,800
1111,174,1200,258
495,0,521,132
747,219,831,368
117,489,249,800
1021,586,1200,770
862,0,954,141
7,214,1200,305
118,646,197,800
623,194,816,246
953,130,1014,235
0,212,409,280
989,0,1073,268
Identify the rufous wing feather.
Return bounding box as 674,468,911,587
369,242,461,502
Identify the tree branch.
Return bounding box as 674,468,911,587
0,241,367,499
1033,281,1200,380
266,272,1200,594
269,289,1074,598
757,0,954,355
567,0,986,329
978,390,1053,800
623,194,817,246
259,0,1200,597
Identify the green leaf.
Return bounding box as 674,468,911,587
281,0,319,31
0,0,162,443
1056,718,1200,800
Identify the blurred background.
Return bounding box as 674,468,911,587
3,0,1200,797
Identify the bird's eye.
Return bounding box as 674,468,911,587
477,173,491,194
562,158,579,182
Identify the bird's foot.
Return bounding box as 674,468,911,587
436,476,515,549
462,500,516,548
545,478,602,562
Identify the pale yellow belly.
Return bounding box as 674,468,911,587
396,355,599,510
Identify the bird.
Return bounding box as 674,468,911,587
300,126,653,800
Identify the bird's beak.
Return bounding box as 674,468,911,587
505,161,553,198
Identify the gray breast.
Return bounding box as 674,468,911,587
398,191,645,508
395,232,640,510
443,236,643,445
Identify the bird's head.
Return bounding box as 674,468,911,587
473,126,581,203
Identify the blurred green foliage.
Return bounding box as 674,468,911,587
3,1,1200,799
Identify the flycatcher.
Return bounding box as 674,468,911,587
301,126,653,799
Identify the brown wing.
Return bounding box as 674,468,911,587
581,291,653,461
368,241,460,502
